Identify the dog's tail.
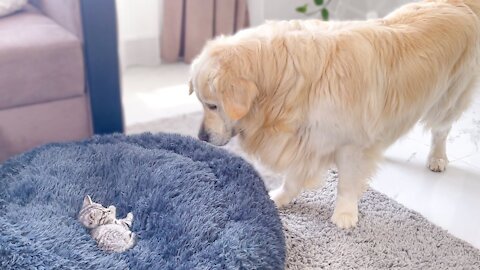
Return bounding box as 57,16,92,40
464,0,480,17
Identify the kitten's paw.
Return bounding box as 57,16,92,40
268,189,292,208
126,212,133,219
427,157,448,172
108,205,116,211
331,211,358,229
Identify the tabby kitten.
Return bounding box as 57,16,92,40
78,195,136,253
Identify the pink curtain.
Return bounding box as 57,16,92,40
161,0,249,64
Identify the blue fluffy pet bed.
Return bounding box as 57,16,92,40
0,133,285,269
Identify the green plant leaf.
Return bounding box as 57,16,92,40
296,4,308,13
314,0,324,6
321,8,329,21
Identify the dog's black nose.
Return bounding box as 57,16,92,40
198,127,210,142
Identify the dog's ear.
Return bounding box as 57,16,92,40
215,73,258,121
211,40,260,120
223,79,258,121
188,80,194,95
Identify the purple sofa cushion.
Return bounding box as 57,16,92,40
0,96,92,161
0,0,27,17
0,5,84,110
29,0,83,40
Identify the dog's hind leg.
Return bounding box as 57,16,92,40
425,77,477,172
427,126,451,172
332,145,380,229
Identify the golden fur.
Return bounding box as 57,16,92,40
190,0,480,228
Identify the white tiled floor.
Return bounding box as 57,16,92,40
121,64,201,127
122,64,480,249
371,94,480,249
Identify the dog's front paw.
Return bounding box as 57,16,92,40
427,157,448,172
331,211,358,229
269,189,292,208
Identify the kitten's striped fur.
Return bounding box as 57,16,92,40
78,195,136,253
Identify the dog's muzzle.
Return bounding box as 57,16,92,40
198,124,210,142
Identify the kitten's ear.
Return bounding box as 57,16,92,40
83,195,93,208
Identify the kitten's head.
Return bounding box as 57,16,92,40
78,195,115,229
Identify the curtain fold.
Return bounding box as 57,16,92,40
161,0,249,64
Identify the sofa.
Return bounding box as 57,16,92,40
0,0,92,161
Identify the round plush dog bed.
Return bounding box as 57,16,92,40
0,133,285,269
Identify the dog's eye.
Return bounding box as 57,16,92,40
206,104,217,111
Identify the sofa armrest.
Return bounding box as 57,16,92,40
29,0,83,40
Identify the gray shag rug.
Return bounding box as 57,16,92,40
129,112,480,270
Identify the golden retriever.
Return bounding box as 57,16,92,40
189,0,480,228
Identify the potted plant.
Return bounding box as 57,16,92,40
296,0,332,21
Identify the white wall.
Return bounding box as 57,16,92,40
247,0,265,26
116,0,163,71
116,0,411,69
248,0,314,26
263,0,317,21
249,0,413,23
117,0,263,70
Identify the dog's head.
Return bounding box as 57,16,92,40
189,39,259,146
